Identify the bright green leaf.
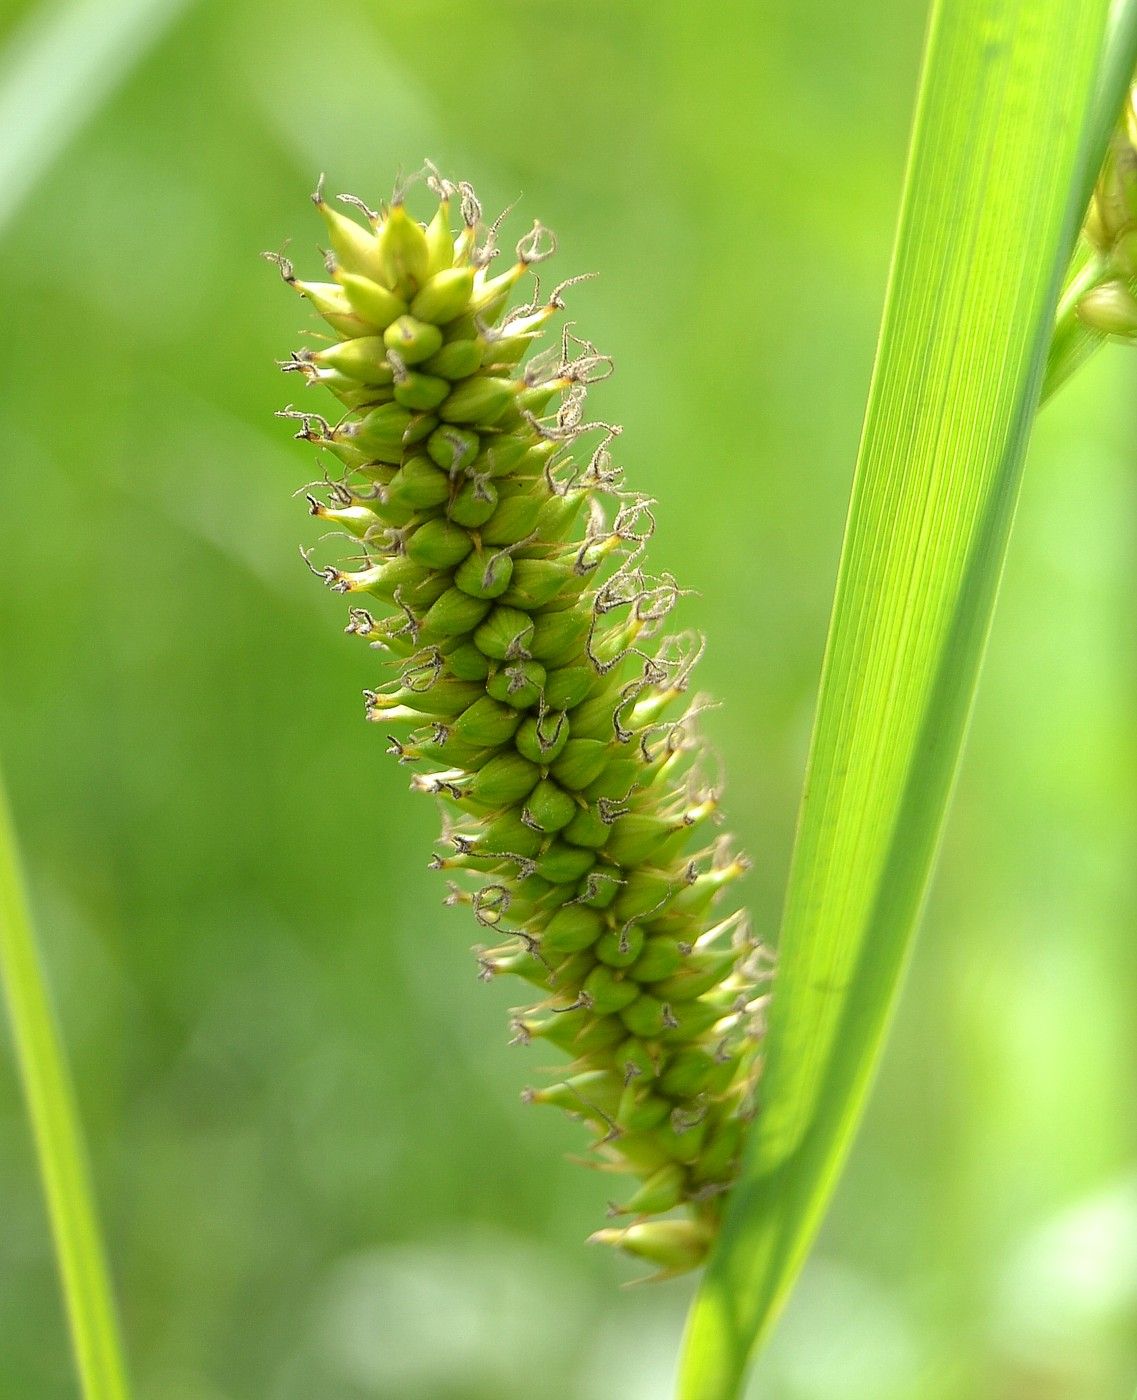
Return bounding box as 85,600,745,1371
0,769,132,1400
678,1,1137,1395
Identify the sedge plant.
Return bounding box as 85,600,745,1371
269,172,769,1277
272,33,1137,1387
4,2,1137,1398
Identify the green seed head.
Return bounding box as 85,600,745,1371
1077,97,1137,341
273,169,770,1277
1077,279,1137,336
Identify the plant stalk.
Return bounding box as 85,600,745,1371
0,766,131,1400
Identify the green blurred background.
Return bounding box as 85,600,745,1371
1,0,1135,1395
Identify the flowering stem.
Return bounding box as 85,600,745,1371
0,766,131,1400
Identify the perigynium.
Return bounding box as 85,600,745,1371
269,169,772,1278
1076,86,1137,332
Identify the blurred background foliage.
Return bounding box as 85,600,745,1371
0,0,1134,1396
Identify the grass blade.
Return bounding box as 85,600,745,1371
677,1,1137,1394
0,0,194,239
0,769,131,1400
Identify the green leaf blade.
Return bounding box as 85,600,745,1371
0,771,132,1400
678,2,1137,1395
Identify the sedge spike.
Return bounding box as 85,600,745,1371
271,172,772,1276
1074,91,1137,331
1046,83,1137,398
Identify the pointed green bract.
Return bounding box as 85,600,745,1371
677,3,1137,1396
274,171,770,1267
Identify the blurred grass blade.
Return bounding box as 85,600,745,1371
678,0,1137,1394
0,0,194,239
0,769,131,1400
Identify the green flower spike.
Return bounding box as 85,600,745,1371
271,169,773,1277
1068,87,1137,337
1041,84,1137,401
